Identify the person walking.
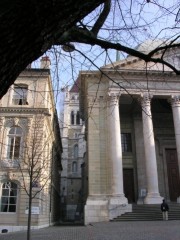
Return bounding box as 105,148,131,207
161,199,169,220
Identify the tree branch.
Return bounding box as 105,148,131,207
91,0,111,36
57,29,180,74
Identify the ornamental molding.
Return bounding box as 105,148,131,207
102,68,176,78
5,118,14,127
0,107,50,115
81,68,177,84
0,117,5,128
4,117,31,129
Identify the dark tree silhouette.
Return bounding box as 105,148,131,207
0,0,105,98
0,0,180,98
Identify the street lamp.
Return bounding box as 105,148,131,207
62,43,75,52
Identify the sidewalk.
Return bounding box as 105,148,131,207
0,221,180,240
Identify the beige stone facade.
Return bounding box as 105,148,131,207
79,45,180,224
0,58,62,232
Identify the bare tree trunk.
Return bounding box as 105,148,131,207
27,173,33,240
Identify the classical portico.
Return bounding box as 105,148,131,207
80,45,180,224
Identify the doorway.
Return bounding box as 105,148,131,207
123,169,135,203
165,149,180,201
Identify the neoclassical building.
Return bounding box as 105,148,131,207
79,42,180,224
0,57,62,232
60,81,86,221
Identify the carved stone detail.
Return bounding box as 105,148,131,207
141,93,153,107
171,95,180,107
14,117,19,125
7,171,17,180
5,117,29,129
5,118,14,128
27,118,33,131
108,91,121,104
0,117,5,128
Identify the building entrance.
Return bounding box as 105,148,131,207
123,169,135,203
166,149,180,201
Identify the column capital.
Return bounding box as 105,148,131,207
108,91,121,104
140,93,153,107
170,95,180,107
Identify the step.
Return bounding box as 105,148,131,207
111,203,180,222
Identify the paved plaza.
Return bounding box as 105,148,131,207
0,221,180,240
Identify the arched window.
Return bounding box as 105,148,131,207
76,111,80,125
12,84,28,105
7,126,22,160
71,111,74,125
74,144,78,158
1,181,18,212
72,162,77,173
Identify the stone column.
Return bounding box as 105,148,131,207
141,94,162,204
74,112,77,125
108,92,127,205
84,96,109,224
171,96,180,202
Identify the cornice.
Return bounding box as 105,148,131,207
20,68,50,75
0,107,51,115
102,68,176,77
80,68,177,80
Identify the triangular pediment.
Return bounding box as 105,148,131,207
102,39,180,72
103,53,172,72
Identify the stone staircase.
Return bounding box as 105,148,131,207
111,203,180,221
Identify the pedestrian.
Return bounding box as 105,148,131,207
161,199,169,220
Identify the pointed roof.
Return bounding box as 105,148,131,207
70,77,80,93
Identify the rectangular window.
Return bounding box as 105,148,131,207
121,133,132,153
7,136,21,159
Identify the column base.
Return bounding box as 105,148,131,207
177,196,180,203
144,193,163,204
108,195,130,220
84,195,131,224
84,196,109,225
109,194,128,205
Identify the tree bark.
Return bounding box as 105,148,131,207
27,179,32,240
0,0,105,98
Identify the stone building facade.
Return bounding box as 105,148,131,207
79,43,180,224
0,57,62,232
60,81,86,221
